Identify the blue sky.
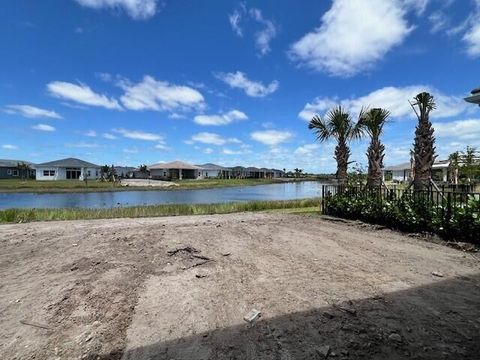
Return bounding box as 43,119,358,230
0,0,479,173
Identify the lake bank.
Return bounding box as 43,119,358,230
0,198,320,223
0,178,321,194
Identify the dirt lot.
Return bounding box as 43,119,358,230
1,213,479,360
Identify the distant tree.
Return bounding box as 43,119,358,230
308,106,364,186
410,92,436,189
17,162,31,180
461,146,480,184
139,164,148,173
360,108,390,187
100,165,110,181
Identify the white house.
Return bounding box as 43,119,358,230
35,158,101,181
383,160,450,183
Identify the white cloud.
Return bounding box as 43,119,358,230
463,21,480,57
294,143,320,156
112,128,164,141
229,9,243,37
228,5,277,56
47,81,122,110
216,71,278,97
298,85,470,121
32,123,56,132
74,0,159,20
102,133,117,139
84,130,97,137
194,110,248,126
154,143,171,151
429,11,449,34
250,130,293,146
221,147,252,155
2,144,18,150
119,76,205,113
289,0,413,77
190,132,241,146
433,119,480,140
203,147,214,154
249,8,277,56
4,104,62,119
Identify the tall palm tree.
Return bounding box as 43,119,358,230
410,92,436,190
308,106,364,186
361,108,390,187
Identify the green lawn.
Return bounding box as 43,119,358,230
0,178,283,193
0,198,321,223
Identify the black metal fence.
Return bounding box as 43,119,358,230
321,184,480,214
321,184,480,243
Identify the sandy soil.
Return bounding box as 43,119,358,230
120,179,178,187
1,213,479,360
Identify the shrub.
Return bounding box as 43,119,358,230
324,190,480,245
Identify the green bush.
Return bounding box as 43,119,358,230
324,191,480,244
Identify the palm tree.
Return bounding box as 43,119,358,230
360,108,390,187
308,106,364,186
410,92,437,190
448,151,460,185
17,162,31,180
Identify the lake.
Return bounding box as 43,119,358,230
0,181,325,209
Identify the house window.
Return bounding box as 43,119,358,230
87,170,91,177
95,170,99,177
12,169,18,176
66,168,81,179
163,171,167,177
43,170,55,177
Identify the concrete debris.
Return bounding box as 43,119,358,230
432,271,444,278
316,345,330,358
243,309,261,323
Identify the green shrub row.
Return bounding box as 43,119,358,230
324,192,480,244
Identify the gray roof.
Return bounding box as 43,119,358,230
196,163,230,170
149,160,200,170
383,162,411,171
0,159,35,168
36,157,100,168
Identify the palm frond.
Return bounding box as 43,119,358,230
308,115,331,142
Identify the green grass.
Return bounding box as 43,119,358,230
0,198,321,224
0,178,285,193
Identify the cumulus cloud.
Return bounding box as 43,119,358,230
119,76,205,113
4,104,62,119
47,81,122,110
112,128,164,141
289,0,414,77
84,130,97,137
228,8,244,37
216,71,278,97
190,132,240,146
194,110,248,126
74,0,159,20
32,124,56,132
298,85,470,121
433,119,480,140
2,144,18,150
250,130,293,146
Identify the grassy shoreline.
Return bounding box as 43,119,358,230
0,178,319,194
0,198,321,224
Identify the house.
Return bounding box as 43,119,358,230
148,161,201,180
114,166,136,178
383,160,450,183
196,163,232,179
0,159,36,179
35,158,101,181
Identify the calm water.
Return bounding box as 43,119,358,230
0,181,325,209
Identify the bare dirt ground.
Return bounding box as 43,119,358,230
1,213,479,360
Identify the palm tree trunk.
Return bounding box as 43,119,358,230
367,139,384,187
335,141,349,186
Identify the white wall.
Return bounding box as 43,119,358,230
198,169,221,179
35,167,100,181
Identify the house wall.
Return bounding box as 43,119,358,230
0,167,36,179
36,167,100,181
198,169,221,179
150,168,200,180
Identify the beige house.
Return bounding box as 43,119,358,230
148,161,201,180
